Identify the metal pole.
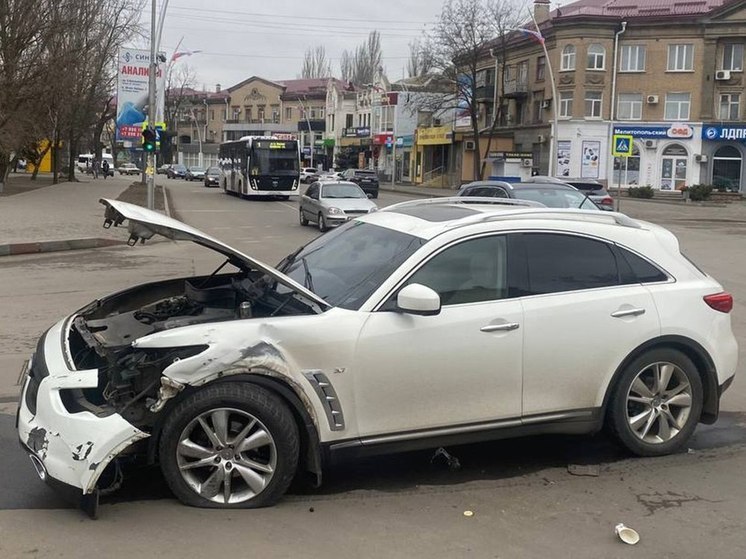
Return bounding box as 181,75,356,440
391,103,396,185
147,0,156,209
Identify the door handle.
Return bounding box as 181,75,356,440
611,308,646,318
480,322,520,333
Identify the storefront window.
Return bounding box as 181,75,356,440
712,145,742,192
613,143,641,186
660,144,688,191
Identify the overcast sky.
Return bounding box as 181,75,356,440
139,0,573,90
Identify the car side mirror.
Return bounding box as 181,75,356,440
366,193,373,199
397,283,441,316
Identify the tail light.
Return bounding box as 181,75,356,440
601,197,614,206
704,292,733,313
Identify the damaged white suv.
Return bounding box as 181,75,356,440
18,197,737,515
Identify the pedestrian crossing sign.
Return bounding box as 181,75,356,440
612,134,634,157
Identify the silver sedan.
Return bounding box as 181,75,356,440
299,181,378,232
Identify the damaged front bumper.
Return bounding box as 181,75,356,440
16,318,148,514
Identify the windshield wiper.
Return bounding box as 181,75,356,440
277,246,303,272
300,256,314,292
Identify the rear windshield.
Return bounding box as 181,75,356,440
355,170,377,176
514,187,596,209
569,182,605,193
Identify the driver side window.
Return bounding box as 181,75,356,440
403,235,508,306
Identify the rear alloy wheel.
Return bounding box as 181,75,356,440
159,383,299,508
318,213,327,232
299,208,308,226
609,348,702,456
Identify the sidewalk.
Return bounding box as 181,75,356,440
0,175,160,257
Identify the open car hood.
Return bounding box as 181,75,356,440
100,198,330,310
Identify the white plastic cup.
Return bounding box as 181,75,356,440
615,523,640,545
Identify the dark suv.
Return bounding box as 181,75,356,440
342,169,379,198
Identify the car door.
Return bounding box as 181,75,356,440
515,232,661,417
302,183,320,220
353,234,524,437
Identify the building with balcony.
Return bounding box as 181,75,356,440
469,0,746,192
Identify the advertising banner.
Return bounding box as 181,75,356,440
116,48,165,141
557,140,571,177
581,140,600,178
613,123,693,139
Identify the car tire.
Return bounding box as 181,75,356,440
318,214,327,232
299,209,308,226
607,348,703,457
159,382,299,509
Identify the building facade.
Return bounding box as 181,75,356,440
473,0,746,191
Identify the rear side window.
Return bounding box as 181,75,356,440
522,233,619,294
617,248,668,283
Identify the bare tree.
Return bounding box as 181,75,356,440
164,63,198,130
422,0,520,181
301,45,332,79
0,0,56,191
339,31,383,85
407,39,433,78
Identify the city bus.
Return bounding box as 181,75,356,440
218,136,300,199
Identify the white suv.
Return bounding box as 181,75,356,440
17,197,737,514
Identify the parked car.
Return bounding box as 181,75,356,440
185,166,206,181
300,167,318,183
532,176,615,211
117,163,140,176
204,166,221,188
17,197,737,514
157,164,172,175
167,164,187,179
341,169,379,198
300,181,377,231
457,181,600,210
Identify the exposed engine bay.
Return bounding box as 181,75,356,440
65,263,318,429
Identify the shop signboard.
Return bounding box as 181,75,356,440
702,124,746,141
355,126,371,138
417,126,453,145
581,140,601,178
613,124,693,139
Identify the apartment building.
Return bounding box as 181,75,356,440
474,0,746,191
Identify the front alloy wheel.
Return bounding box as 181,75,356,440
159,383,299,508
609,348,702,456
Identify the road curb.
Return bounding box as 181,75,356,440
0,237,126,258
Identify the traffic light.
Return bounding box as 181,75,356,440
142,128,157,153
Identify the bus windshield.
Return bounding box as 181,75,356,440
251,145,299,176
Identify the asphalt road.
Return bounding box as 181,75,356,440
1,180,745,557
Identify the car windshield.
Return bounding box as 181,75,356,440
206,167,220,175
514,187,596,209
321,184,366,199
279,221,424,310
355,171,376,177
174,165,186,171
251,147,300,176
189,167,204,172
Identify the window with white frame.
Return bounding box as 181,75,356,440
719,93,740,120
667,44,693,71
587,44,605,70
722,44,744,72
561,45,576,71
559,91,573,118
617,93,643,120
620,45,646,72
585,91,602,118
664,92,691,120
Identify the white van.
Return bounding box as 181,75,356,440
77,153,114,176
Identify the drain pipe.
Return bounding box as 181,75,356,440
610,21,627,210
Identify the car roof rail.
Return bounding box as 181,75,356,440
461,208,642,229
382,196,545,212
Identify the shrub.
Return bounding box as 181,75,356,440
628,185,655,199
686,184,713,201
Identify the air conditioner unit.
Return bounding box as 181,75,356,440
465,140,476,151
537,134,546,143
541,99,552,109
644,139,658,149
695,154,708,163
521,158,533,167
646,95,659,104
715,70,731,81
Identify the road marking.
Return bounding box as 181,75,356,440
277,201,299,212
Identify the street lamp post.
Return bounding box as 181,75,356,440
297,96,314,168
191,108,203,167
147,0,157,210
